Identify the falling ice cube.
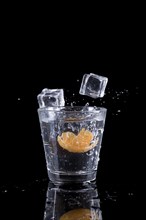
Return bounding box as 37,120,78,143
79,73,108,98
37,88,65,108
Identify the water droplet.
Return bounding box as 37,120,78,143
128,192,134,196
85,102,89,106
95,151,98,156
93,106,98,110
86,150,94,156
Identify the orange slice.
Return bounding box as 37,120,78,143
60,208,99,220
57,132,76,151
57,128,98,153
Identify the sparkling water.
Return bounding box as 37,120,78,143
38,107,107,183
37,74,108,183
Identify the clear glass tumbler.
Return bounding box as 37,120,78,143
38,106,107,184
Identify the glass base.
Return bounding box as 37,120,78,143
48,170,97,184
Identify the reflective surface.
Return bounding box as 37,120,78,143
0,179,136,219
44,181,102,219
1,68,140,219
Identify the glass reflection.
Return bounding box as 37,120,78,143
44,181,102,220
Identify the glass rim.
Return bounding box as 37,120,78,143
38,106,107,113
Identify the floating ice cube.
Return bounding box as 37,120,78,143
79,73,108,98
37,88,65,108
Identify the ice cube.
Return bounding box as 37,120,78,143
37,88,65,108
79,73,108,98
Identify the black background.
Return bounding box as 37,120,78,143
0,13,143,218
1,51,142,186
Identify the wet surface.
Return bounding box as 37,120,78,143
0,179,137,220
1,70,140,219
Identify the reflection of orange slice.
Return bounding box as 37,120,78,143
57,128,98,153
60,208,99,220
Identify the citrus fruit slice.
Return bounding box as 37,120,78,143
60,208,99,220
57,128,98,153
